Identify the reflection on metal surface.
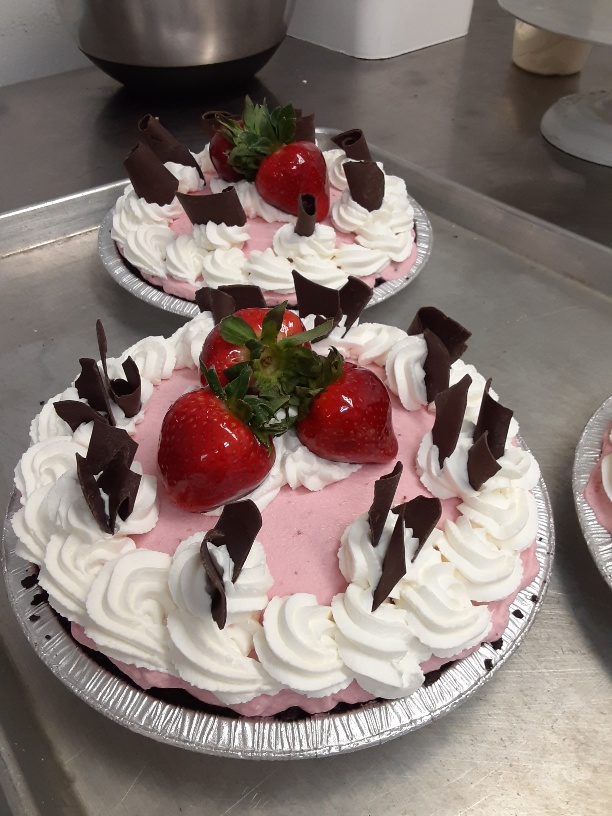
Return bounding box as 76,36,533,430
2,447,554,759
573,395,612,588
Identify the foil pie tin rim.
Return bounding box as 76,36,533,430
97,132,433,318
572,394,612,589
3,442,554,760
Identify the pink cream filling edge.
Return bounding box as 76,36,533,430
584,423,612,534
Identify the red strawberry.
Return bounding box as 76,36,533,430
255,141,329,221
158,387,275,513
296,362,398,464
209,128,244,183
200,306,307,387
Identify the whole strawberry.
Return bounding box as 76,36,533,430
296,362,398,464
158,371,275,513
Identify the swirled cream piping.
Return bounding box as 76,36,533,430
165,234,207,284
323,149,384,191
385,334,428,411
335,322,407,366
122,223,176,279
192,222,250,251
164,161,205,194
333,243,388,277
29,386,81,444
280,430,360,490
243,249,295,294
433,517,523,603
331,584,428,699
15,435,89,501
254,594,352,697
111,186,183,247
201,247,248,288
118,335,177,384
169,312,216,369
85,549,176,673
209,178,295,223
459,487,538,552
273,222,336,262
417,429,474,500
291,255,349,290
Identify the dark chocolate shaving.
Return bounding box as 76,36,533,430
76,454,112,534
96,320,142,419
368,462,403,547
403,495,442,563
200,531,227,629
344,161,385,212
295,194,317,237
218,285,266,311
75,359,116,426
138,114,203,179
407,307,471,363
53,400,109,432
124,142,179,207
331,129,372,162
294,112,315,143
372,504,407,611
177,187,246,227
423,328,451,403
339,277,372,333
292,270,342,322
473,379,513,460
432,374,471,467
195,287,236,323
202,110,239,139
85,422,137,473
212,500,262,582
96,449,141,531
468,431,502,491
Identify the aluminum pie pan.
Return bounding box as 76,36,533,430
2,455,554,760
97,134,433,318
572,395,612,588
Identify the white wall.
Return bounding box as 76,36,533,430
0,0,89,87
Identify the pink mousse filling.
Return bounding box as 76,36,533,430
71,365,539,717
131,184,419,304
584,423,612,533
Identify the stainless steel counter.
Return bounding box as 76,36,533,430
0,1,611,813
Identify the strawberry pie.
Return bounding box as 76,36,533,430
12,287,542,718
110,100,420,306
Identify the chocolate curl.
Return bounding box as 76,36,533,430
75,359,116,426
138,114,203,179
76,454,111,534
432,374,471,467
468,431,501,491
292,270,342,323
202,110,239,140
177,187,246,227
339,277,372,333
218,285,266,311
124,142,179,207
85,422,137,473
403,496,442,563
195,287,236,323
53,401,109,432
372,504,407,612
97,448,142,531
408,307,471,364
213,500,262,582
344,161,385,212
96,320,142,419
294,112,316,143
200,531,227,630
331,129,372,162
473,379,513,460
423,328,451,404
368,462,403,547
295,194,316,237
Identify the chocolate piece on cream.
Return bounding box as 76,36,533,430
96,320,142,418
295,194,317,237
339,277,372,333
97,448,142,531
202,110,240,139
474,379,513,460
408,307,471,363
218,285,266,311
432,374,471,467
403,495,442,563
85,422,137,473
177,187,246,227
75,359,116,426
53,400,109,432
467,431,501,491
213,499,262,582
368,461,403,547
422,328,451,403
76,454,111,534
195,287,236,323
124,142,179,207
294,112,315,143
344,161,385,212
331,129,372,162
372,504,406,611
200,531,227,630
138,114,204,179
292,270,342,322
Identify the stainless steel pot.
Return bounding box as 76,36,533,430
55,0,296,89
